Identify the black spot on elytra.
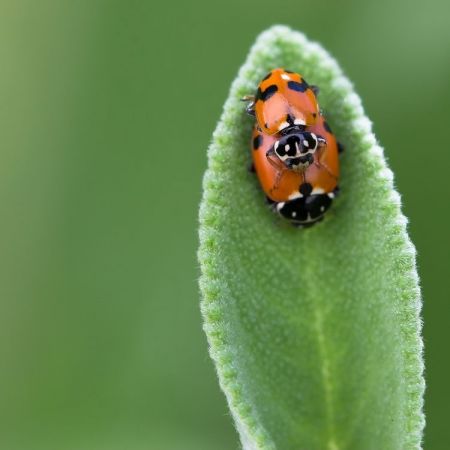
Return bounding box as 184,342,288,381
323,121,333,133
337,141,345,153
312,112,317,119
299,182,313,196
253,135,263,150
258,84,278,101
287,81,308,92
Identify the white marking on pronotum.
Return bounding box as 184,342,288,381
288,192,302,200
281,73,291,80
292,211,297,217
278,121,289,131
294,118,305,126
312,187,325,195
303,140,309,147
320,206,325,212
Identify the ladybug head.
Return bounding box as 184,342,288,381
273,132,326,171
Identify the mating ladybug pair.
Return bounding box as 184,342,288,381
243,68,343,227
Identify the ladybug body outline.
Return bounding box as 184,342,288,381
244,68,342,227
252,68,320,135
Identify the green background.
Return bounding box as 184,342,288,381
0,1,448,449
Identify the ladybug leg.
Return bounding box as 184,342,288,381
266,147,285,171
331,186,340,197
310,85,320,96
265,196,276,205
313,137,327,168
272,169,286,192
314,138,338,181
266,147,287,193
241,95,255,116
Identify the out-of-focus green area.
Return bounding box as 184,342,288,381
0,1,448,449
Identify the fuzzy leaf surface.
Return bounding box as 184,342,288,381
198,25,424,450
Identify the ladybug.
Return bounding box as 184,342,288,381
243,68,342,227
244,68,320,135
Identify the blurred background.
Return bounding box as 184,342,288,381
0,1,448,449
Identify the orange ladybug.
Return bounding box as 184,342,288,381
244,68,320,135
244,68,342,227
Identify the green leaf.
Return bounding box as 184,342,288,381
198,25,424,450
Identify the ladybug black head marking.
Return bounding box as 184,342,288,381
273,132,325,171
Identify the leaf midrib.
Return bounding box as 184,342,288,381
297,236,340,450
312,298,339,450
